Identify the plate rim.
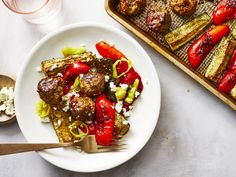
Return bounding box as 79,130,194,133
15,22,161,172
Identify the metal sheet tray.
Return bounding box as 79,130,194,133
105,0,236,111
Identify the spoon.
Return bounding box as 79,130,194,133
0,74,16,125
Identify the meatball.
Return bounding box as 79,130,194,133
118,0,146,16
70,96,95,122
170,0,197,16
37,77,64,106
80,72,105,97
146,4,172,33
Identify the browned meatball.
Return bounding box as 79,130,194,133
70,96,95,122
170,0,197,16
118,0,146,16
146,4,172,33
37,77,64,106
80,72,105,97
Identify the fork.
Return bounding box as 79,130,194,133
0,135,126,156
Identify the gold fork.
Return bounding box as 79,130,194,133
0,135,126,155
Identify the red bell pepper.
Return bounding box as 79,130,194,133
62,62,90,94
95,41,126,61
218,50,236,93
120,68,143,92
95,94,115,145
96,41,144,92
187,25,230,68
212,0,236,25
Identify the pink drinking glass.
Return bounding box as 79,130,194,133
2,0,62,24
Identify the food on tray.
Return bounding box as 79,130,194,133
205,38,236,82
170,0,197,16
187,25,230,68
212,0,236,25
164,13,212,51
36,41,143,146
117,0,146,16
218,50,236,93
146,3,172,33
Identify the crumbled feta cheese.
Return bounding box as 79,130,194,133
86,121,92,124
61,91,79,112
135,91,140,98
109,82,117,92
56,73,63,77
36,66,42,72
122,108,132,117
91,67,97,72
79,74,84,78
110,42,115,47
115,101,123,113
0,87,15,116
49,64,57,71
120,84,128,90
62,105,69,112
122,120,129,125
104,75,110,82
39,117,50,123
53,107,57,110
86,58,91,62
0,104,6,111
123,110,132,117
68,116,72,122
57,120,62,127
128,105,133,110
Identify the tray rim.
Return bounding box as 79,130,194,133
105,0,236,111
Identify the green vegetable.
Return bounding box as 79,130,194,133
62,46,86,57
205,38,236,82
36,100,51,118
69,120,89,139
73,76,80,91
164,13,212,51
124,79,139,104
113,58,132,79
115,86,128,101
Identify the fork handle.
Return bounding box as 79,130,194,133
0,143,74,156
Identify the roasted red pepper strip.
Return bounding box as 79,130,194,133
95,94,115,145
218,50,236,93
212,0,236,25
187,25,230,68
96,41,143,92
120,68,143,92
62,62,90,94
95,41,126,61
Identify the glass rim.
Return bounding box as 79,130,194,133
2,0,50,15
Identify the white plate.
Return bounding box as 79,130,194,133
15,23,161,172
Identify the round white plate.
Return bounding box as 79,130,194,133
15,23,161,172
